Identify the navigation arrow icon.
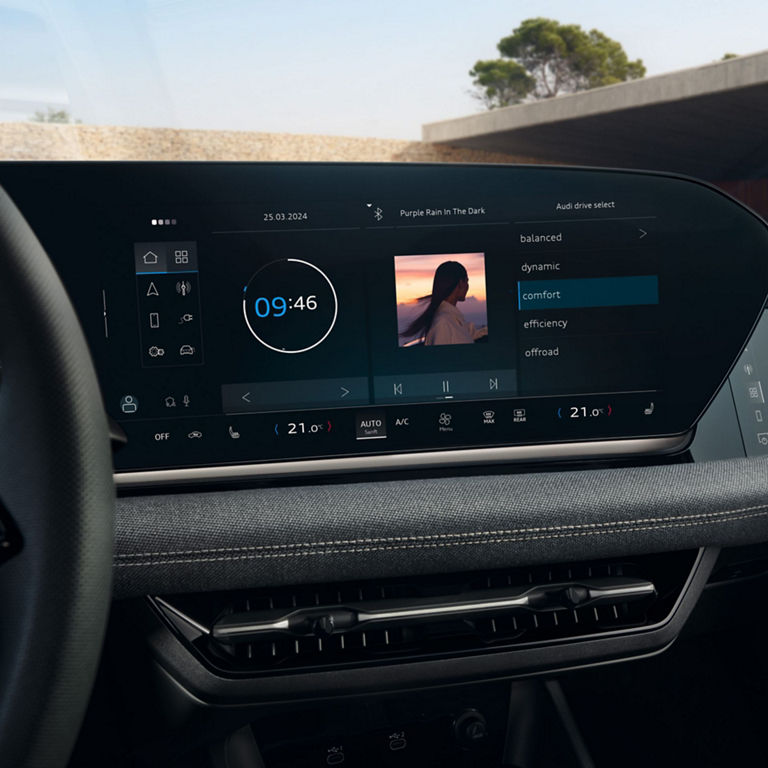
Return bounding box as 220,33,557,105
340,386,350,398
638,228,648,239
241,392,251,404
146,281,159,297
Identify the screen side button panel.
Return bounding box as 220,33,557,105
729,310,768,456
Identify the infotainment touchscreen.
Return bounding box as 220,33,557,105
2,163,766,479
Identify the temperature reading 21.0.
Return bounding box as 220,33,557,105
557,404,613,419
274,420,333,436
243,258,338,354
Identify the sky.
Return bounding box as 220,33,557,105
395,252,487,305
1,0,767,138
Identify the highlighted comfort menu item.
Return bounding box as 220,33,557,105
517,276,659,310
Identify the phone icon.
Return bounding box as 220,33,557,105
228,425,240,439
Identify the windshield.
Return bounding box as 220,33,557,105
1,0,767,191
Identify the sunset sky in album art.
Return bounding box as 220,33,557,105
394,252,487,306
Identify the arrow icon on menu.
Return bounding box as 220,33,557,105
638,228,647,239
241,392,251,404
340,386,350,398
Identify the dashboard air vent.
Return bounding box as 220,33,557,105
152,550,698,677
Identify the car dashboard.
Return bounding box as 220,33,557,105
4,161,768,767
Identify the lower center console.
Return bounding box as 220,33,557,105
208,680,588,768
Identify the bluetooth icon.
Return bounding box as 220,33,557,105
373,207,383,222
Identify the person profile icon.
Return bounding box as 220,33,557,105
120,395,139,414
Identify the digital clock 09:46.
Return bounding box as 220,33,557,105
243,258,338,354
253,294,318,317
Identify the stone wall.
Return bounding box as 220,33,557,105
0,122,538,164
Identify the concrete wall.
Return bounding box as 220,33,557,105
0,122,540,164
420,51,768,180
423,50,768,145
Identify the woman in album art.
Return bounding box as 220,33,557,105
401,260,488,346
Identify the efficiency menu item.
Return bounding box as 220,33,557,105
1,162,766,476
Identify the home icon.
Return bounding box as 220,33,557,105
143,251,159,265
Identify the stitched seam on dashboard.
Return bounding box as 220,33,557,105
114,503,768,560
114,507,768,567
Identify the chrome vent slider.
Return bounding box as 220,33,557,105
208,576,656,645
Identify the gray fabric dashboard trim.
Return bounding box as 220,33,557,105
114,456,768,598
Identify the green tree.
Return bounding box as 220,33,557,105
471,18,646,107
722,52,739,60
30,106,78,124
469,59,535,109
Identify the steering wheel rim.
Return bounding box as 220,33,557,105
0,186,114,767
